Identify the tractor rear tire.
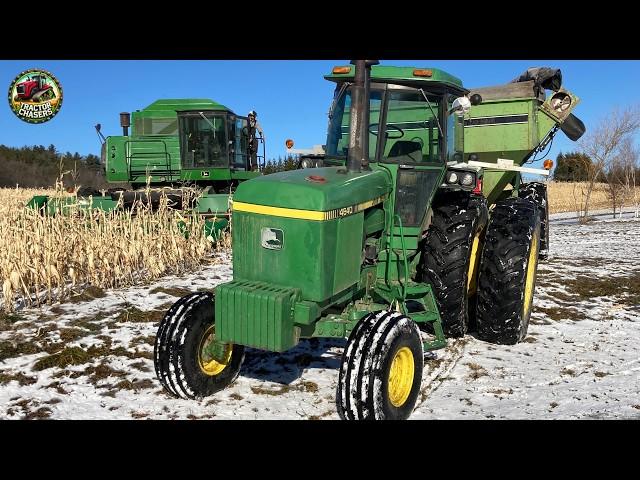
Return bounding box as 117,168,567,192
518,182,549,258
337,310,423,420
418,191,489,337
154,292,244,399
476,197,541,345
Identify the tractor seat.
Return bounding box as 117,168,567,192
388,141,422,161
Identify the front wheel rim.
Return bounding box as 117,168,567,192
388,347,415,407
198,325,232,376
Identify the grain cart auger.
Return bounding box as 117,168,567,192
26,99,266,240
154,61,584,420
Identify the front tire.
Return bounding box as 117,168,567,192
476,197,541,345
418,191,489,337
337,310,423,420
154,292,244,399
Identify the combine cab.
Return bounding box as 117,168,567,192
28,99,266,239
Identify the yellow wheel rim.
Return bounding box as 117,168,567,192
467,234,481,296
388,347,415,408
522,232,539,318
198,325,232,376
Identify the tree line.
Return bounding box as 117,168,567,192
0,144,108,190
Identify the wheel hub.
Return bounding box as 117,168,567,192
198,325,232,376
388,346,415,407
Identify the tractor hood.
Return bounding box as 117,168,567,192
233,167,391,213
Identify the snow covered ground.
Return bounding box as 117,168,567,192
1,215,639,420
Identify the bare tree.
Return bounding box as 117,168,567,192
578,106,640,219
618,139,639,218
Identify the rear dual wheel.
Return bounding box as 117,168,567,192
476,197,542,345
154,292,244,399
418,191,489,337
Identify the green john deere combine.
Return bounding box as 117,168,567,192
154,61,585,420
27,99,265,238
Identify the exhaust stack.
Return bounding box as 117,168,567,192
347,60,379,172
120,112,131,136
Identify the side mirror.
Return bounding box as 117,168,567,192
450,96,471,116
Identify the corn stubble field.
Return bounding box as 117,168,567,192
0,188,227,313
0,183,638,420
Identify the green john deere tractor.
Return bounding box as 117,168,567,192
27,99,266,239
154,61,585,420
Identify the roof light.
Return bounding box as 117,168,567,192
332,66,351,74
543,159,554,170
413,69,432,77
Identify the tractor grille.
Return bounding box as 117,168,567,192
215,280,300,352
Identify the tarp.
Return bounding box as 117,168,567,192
511,67,562,101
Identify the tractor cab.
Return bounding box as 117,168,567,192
178,110,258,171
324,66,468,231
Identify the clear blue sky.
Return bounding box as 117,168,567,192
1,60,639,171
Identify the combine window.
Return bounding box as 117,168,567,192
134,117,179,136
179,113,229,169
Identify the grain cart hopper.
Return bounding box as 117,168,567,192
153,60,584,420
27,99,266,239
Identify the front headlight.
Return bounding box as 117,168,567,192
461,173,474,186
301,158,314,169
447,172,458,184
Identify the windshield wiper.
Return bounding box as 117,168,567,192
419,89,444,139
328,82,351,119
198,111,218,138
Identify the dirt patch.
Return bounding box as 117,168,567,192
0,340,40,362
67,285,107,303
534,306,587,322
33,347,91,371
250,380,319,396
115,305,172,323
0,313,25,331
465,362,489,380
229,393,244,401
149,286,193,298
84,363,128,383
308,410,334,420
130,361,151,372
487,388,513,396
563,272,640,305
24,406,52,420
594,371,610,378
58,328,90,343
0,371,38,386
112,378,155,391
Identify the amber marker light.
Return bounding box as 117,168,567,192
285,139,294,149
543,159,554,170
332,66,351,74
413,69,432,77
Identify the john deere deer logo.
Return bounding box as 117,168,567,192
261,228,284,250
8,69,63,124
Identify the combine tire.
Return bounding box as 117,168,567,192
154,292,244,399
476,197,541,345
518,182,549,258
418,191,489,337
337,310,423,420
